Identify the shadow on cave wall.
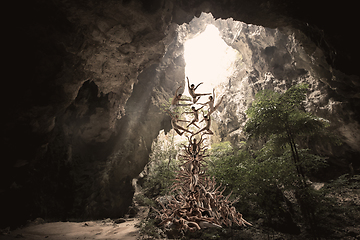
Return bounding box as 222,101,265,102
82,37,186,219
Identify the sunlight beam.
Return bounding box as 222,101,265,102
184,25,239,96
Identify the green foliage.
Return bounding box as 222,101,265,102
141,131,184,199
208,142,296,219
141,84,349,237
208,134,328,228
209,141,233,159
158,96,193,116
134,194,156,207
326,173,360,190
210,84,338,235
143,159,178,197
138,218,162,239
244,84,334,187
244,83,328,140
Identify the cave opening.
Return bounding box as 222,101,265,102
141,8,349,202
136,12,247,209
136,13,247,209
142,13,270,178
184,24,239,96
135,11,360,237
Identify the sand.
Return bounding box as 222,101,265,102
0,218,141,240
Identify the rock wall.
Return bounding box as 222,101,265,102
179,13,359,175
2,0,359,227
210,15,360,153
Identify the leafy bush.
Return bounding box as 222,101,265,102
139,130,186,201
138,218,162,239
206,84,338,236
244,84,333,185
208,140,332,235
143,159,178,198
208,142,296,221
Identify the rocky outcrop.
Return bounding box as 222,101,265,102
177,13,360,166
2,0,359,228
205,15,360,154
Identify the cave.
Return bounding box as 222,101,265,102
2,0,359,234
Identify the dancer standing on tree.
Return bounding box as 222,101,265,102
202,88,225,116
170,86,192,110
193,115,213,136
167,110,193,136
185,134,206,157
183,105,205,129
187,77,211,104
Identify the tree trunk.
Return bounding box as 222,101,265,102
285,126,306,188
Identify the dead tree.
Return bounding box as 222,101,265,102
155,134,251,231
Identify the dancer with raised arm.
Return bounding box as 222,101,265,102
187,77,211,104
170,86,192,110
167,110,193,136
183,105,205,129
193,115,213,136
202,88,225,116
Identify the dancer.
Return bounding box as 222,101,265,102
193,115,213,136
170,86,192,110
187,77,211,104
185,135,205,156
183,105,204,129
202,88,225,116
168,111,193,136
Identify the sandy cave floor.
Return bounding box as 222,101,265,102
0,203,150,240
0,218,141,240
1,177,360,240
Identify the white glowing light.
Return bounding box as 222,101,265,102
184,25,238,95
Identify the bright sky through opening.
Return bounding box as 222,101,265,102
184,25,238,96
